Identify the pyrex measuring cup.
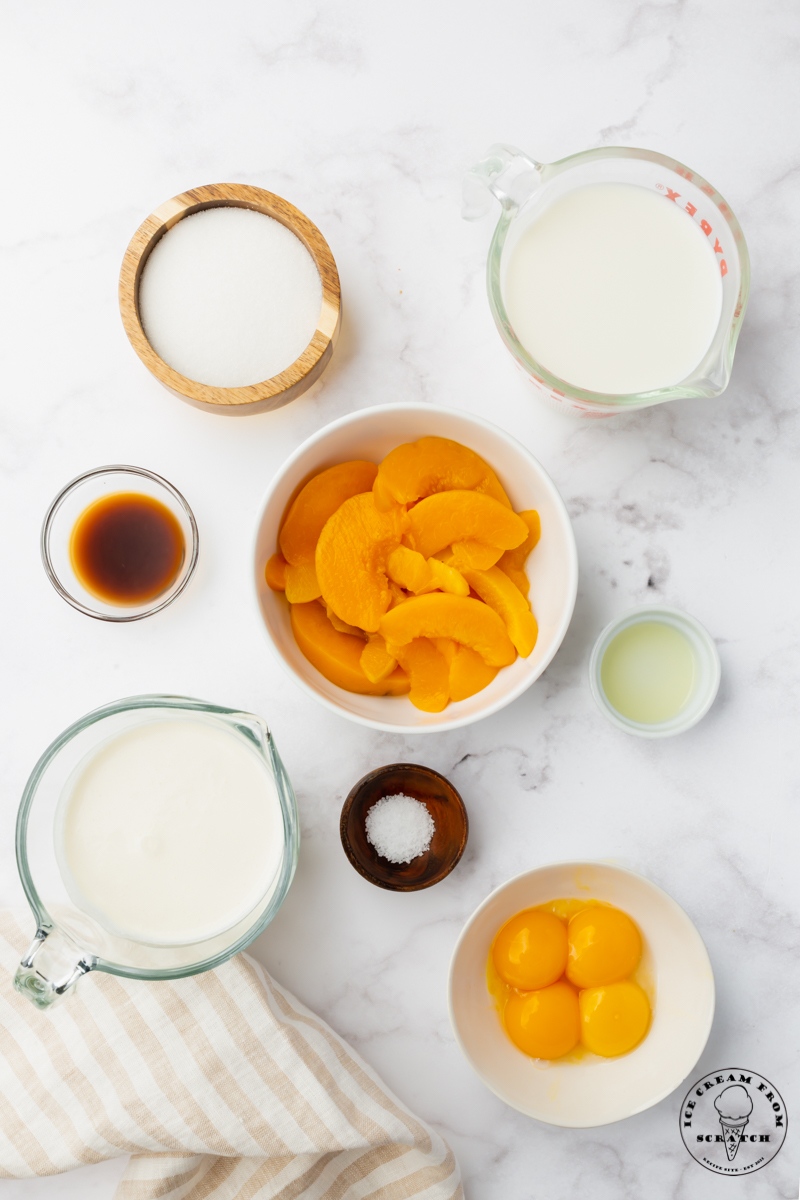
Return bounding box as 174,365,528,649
14,695,299,1008
463,144,750,417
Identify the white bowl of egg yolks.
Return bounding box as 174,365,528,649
252,403,578,734
448,862,715,1128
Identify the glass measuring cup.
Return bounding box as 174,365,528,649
14,695,299,1009
463,144,750,417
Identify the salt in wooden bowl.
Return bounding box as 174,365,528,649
340,763,468,892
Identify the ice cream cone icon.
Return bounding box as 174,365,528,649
715,1085,754,1162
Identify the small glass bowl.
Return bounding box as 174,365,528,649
589,605,721,738
41,465,199,621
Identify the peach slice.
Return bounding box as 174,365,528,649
449,645,499,702
360,635,398,683
320,600,367,638
497,510,541,600
461,566,538,657
291,602,409,695
447,541,504,571
373,436,511,511
265,553,287,591
386,545,434,594
427,558,469,596
280,461,378,565
406,491,528,560
284,562,322,604
433,636,459,665
392,638,450,712
380,593,516,667
315,493,408,632
388,580,411,608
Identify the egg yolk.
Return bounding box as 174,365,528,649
566,904,642,988
503,980,580,1060
492,909,567,991
579,980,651,1057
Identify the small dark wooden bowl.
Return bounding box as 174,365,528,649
340,763,468,892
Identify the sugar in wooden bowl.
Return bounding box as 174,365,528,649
119,183,341,415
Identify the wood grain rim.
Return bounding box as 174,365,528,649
119,183,341,415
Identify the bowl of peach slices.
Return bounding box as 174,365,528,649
253,404,578,732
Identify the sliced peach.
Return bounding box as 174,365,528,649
461,566,538,657
360,635,398,683
448,541,504,571
315,493,408,632
497,511,541,601
406,491,528,560
265,553,287,591
432,545,500,571
386,545,434,594
433,636,458,665
284,562,322,604
324,603,367,638
392,638,450,712
279,461,378,565
449,645,499,701
427,557,469,596
388,581,411,608
290,602,408,695
380,593,516,667
373,437,511,511
383,669,411,696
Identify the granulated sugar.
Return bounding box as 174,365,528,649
365,793,435,864
138,206,323,388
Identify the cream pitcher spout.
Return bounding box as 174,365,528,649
462,144,543,219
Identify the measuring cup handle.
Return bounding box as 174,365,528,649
14,927,96,1009
462,144,543,219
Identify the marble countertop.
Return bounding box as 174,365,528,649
1,2,799,1197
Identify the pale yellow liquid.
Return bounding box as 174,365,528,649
600,621,696,723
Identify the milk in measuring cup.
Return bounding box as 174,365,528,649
503,183,723,395
55,719,284,945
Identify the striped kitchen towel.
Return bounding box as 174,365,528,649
0,913,461,1199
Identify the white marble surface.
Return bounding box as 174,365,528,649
1,2,799,1197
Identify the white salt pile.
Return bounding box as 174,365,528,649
365,793,435,864
138,206,323,388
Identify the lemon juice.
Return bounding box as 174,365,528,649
600,621,696,724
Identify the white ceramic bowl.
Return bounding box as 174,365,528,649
448,862,715,1128
252,404,578,733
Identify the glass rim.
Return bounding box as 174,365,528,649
15,693,300,980
40,464,200,622
487,144,752,409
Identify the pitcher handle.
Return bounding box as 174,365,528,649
462,144,543,220
14,927,96,1009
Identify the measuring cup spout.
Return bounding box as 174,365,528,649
14,926,96,1009
462,144,543,220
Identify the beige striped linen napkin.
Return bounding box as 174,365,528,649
0,913,462,1199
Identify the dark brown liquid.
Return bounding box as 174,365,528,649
70,492,185,606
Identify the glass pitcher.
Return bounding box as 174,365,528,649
463,144,750,417
14,694,299,1008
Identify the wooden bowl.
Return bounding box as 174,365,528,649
340,763,468,892
119,183,341,415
